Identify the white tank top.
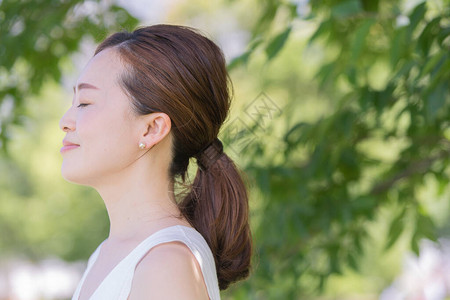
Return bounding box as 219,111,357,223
71,225,221,300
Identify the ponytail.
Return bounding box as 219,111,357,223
179,139,252,290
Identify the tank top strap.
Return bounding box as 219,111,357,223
119,225,221,300
72,241,105,300
84,225,220,300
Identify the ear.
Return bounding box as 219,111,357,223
140,112,171,148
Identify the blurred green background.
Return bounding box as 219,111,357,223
0,0,449,299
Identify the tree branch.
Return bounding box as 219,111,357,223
370,146,450,195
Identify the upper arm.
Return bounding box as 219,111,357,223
128,242,210,300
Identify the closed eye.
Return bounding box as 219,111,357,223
77,103,90,108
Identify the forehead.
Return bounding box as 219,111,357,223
76,48,123,88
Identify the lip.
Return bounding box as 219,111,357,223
61,140,80,153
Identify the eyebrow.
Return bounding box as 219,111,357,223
73,82,99,93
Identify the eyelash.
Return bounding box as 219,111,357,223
77,103,90,108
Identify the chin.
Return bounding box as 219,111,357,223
61,162,93,186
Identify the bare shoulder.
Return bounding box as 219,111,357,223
128,241,210,300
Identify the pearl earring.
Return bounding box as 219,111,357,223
139,142,146,149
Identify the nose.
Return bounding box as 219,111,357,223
59,105,76,132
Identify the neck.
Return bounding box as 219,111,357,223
94,164,184,243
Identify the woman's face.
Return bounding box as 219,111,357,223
59,48,142,186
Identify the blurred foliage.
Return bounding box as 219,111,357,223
224,0,450,298
0,0,137,259
1,0,450,299
0,0,138,151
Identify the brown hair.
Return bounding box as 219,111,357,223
95,24,251,290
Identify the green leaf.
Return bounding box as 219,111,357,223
385,208,406,250
391,60,415,81
351,18,376,62
418,16,441,56
421,51,447,78
227,51,252,71
416,212,437,242
284,122,308,145
252,0,280,36
437,26,450,47
331,0,362,19
408,1,427,33
361,0,379,12
347,252,359,271
426,82,447,122
309,20,331,44
265,26,292,61
227,37,263,70
411,231,420,255
390,27,408,69
315,61,337,87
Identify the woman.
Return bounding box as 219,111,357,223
59,24,252,300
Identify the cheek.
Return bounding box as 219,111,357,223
78,107,137,162
77,110,106,152
62,112,137,184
